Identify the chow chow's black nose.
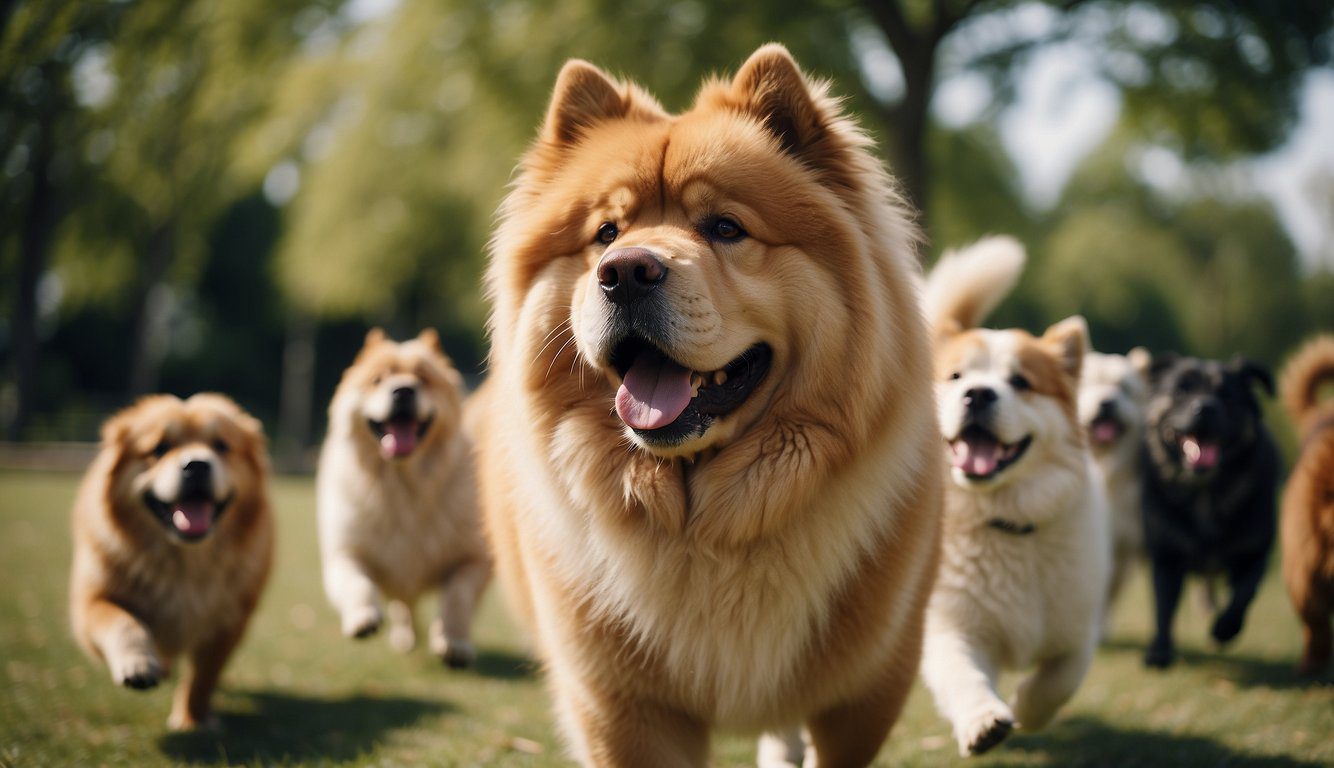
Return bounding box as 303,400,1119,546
392,386,415,404
1096,400,1118,420
963,387,998,412
181,460,211,491
598,248,666,306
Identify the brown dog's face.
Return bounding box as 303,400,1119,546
935,317,1087,489
333,328,462,460
103,394,267,542
494,47,916,458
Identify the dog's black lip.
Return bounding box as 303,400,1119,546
142,491,232,542
950,426,1033,480
607,336,773,444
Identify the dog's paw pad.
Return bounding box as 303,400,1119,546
1210,613,1243,645
440,640,476,669
112,654,163,690
343,606,382,639
958,708,1014,757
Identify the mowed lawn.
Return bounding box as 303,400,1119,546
1,468,1330,767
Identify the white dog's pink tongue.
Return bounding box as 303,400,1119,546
1092,421,1121,444
1182,437,1219,470
616,351,693,430
952,437,1000,476
380,422,419,458
172,500,215,536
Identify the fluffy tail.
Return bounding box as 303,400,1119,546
1280,334,1334,436
923,235,1027,333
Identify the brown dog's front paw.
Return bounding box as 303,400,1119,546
168,710,221,732
110,651,163,690
439,639,476,669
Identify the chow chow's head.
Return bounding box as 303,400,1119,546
101,394,267,542
489,44,923,459
936,317,1088,489
330,328,463,461
1078,348,1150,458
1144,353,1273,480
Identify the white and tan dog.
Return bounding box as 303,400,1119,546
317,328,489,667
1078,348,1150,631
921,237,1110,757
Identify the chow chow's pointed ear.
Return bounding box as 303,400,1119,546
417,327,441,352
542,60,628,145
731,43,828,158
1042,316,1089,379
364,327,387,348
1128,346,1152,379
1230,355,1274,397
100,409,133,448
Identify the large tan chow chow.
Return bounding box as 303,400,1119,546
69,394,273,730
1279,334,1334,676
471,44,942,767
921,237,1109,757
317,329,489,667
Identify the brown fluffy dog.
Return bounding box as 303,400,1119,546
471,44,941,766
1279,334,1334,676
70,394,273,730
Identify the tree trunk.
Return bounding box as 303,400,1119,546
125,224,176,398
889,47,935,233
7,131,56,441
277,309,316,470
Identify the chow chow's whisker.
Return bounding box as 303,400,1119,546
543,335,579,384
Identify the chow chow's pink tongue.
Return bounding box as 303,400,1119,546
172,500,215,536
1182,437,1219,470
1092,421,1121,444
951,436,1000,476
380,421,419,458
615,351,693,430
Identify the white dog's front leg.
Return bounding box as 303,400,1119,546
322,552,383,639
921,629,1014,757
1011,644,1093,731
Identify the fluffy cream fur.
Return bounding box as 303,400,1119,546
922,238,1110,757
317,329,489,666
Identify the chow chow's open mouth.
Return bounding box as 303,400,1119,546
369,416,433,459
608,335,772,442
948,426,1032,481
1088,416,1124,446
1178,434,1219,472
145,491,230,541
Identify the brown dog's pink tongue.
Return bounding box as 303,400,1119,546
616,350,693,430
380,422,418,458
172,500,215,536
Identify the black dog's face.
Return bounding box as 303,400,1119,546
1145,354,1273,480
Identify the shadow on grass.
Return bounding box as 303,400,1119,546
1007,715,1324,767
472,647,537,681
1099,637,1329,690
158,690,449,764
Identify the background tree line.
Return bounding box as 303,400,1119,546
2,0,1330,464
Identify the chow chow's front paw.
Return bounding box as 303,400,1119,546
342,604,383,639
956,703,1014,757
110,649,163,690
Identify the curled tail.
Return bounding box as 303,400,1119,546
923,235,1027,334
1280,334,1334,437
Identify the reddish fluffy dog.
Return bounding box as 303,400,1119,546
1279,335,1334,676
70,394,273,729
472,44,941,766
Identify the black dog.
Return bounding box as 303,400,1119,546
1140,353,1279,668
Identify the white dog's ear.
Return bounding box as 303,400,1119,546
416,327,442,353
364,327,387,348
1042,316,1089,380
1128,346,1152,379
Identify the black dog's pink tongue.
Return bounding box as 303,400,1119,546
380,421,419,458
616,350,693,430
1181,437,1219,470
951,434,1000,476
172,499,215,537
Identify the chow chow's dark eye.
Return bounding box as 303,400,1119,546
213,438,230,455
152,440,171,458
1009,374,1031,391
949,371,962,381
709,217,746,241
596,221,619,245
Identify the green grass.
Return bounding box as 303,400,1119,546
1,468,1330,767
